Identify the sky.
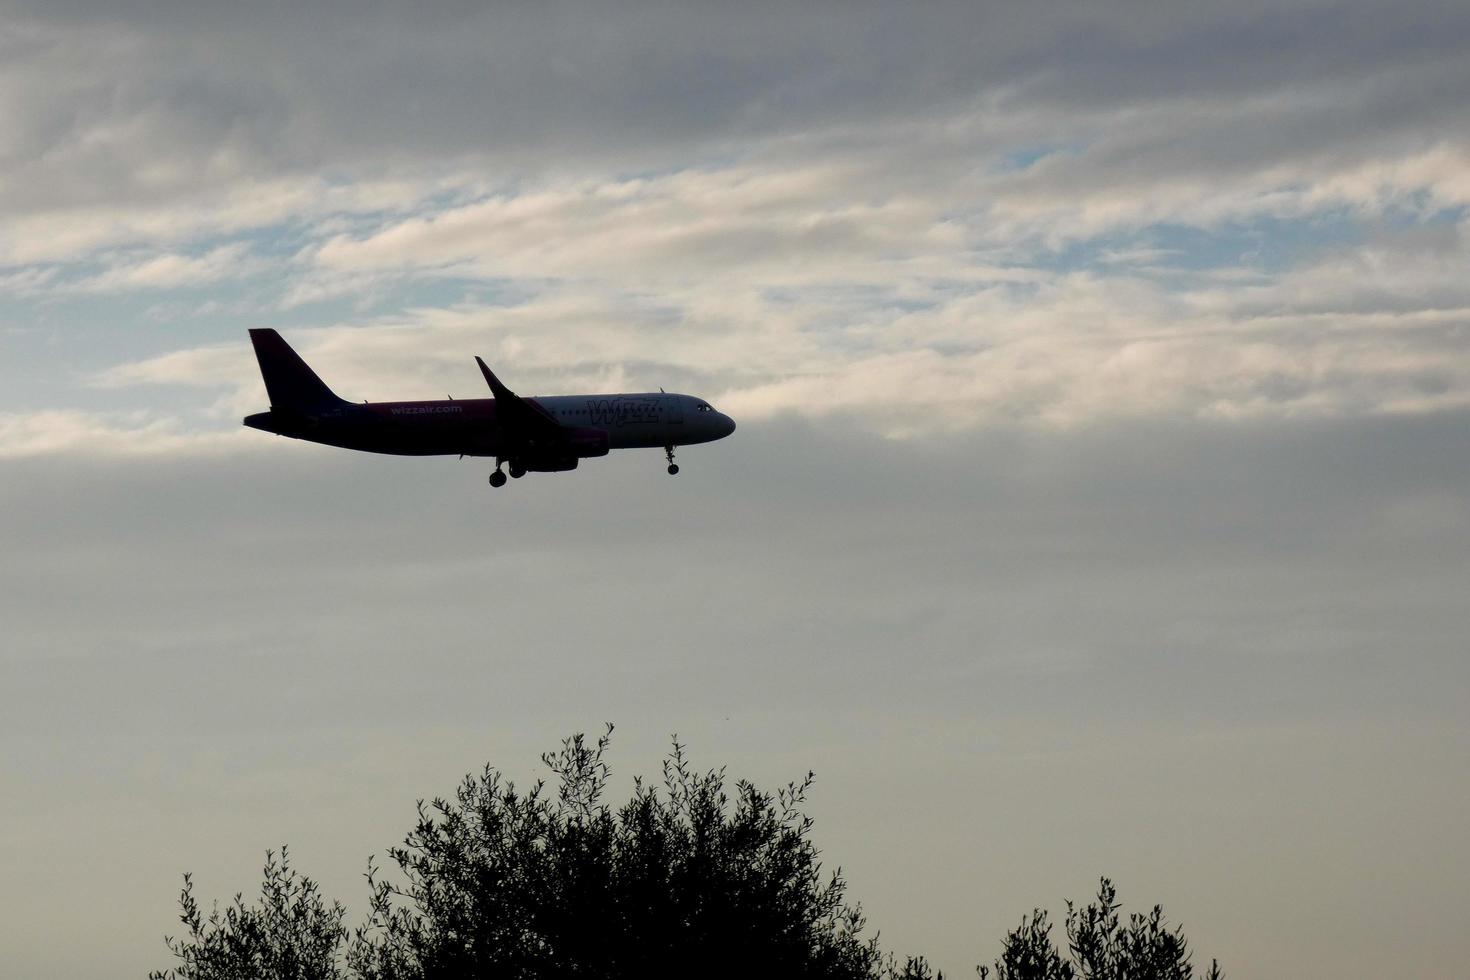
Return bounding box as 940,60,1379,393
1,2,1468,976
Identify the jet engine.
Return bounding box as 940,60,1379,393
524,456,579,472
521,428,609,472
564,428,610,458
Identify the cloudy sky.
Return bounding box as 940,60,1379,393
2,2,1468,976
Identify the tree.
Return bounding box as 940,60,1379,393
980,909,1073,980
348,725,881,979
978,879,1221,980
150,846,346,980
153,731,1221,980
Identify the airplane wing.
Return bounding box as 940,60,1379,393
475,357,565,443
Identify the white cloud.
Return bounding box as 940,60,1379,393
0,409,253,458
73,243,262,292
977,140,1470,247
5,0,1470,451
0,265,59,296
90,245,1470,446
91,340,256,390
306,162,968,290
0,173,464,268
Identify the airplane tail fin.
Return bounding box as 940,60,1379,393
248,329,348,411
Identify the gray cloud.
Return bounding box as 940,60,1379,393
3,1,1468,225
3,415,1468,977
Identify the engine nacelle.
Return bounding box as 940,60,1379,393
564,428,610,458
525,456,579,472
517,428,608,472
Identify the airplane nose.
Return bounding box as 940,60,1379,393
718,414,736,438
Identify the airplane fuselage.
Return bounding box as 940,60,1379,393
245,392,734,458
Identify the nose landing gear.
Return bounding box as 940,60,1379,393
489,458,508,488
665,445,679,475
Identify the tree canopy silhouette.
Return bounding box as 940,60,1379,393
348,726,880,979
976,879,1222,980
151,847,346,980
154,728,1221,980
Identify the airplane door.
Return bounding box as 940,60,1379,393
665,394,684,425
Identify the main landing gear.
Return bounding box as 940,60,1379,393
489,458,527,487
665,445,679,476
485,461,526,490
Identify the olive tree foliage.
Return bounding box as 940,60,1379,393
152,732,1223,980
347,725,883,979
978,910,1072,980
976,879,1222,980
150,846,347,980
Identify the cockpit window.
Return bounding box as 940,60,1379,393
696,401,713,412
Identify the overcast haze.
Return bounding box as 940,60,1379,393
2,3,1468,978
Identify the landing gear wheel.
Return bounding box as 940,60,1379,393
508,463,526,479
667,463,680,475
664,444,678,476
489,469,508,488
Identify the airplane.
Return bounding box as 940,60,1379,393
242,328,736,486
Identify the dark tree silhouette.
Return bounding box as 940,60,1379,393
348,726,881,979
152,731,1222,980
977,879,1222,980
150,846,346,980
980,909,1072,980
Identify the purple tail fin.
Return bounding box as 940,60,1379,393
248,329,346,411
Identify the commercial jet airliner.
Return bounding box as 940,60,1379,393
242,329,736,487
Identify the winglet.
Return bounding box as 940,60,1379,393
475,356,515,401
